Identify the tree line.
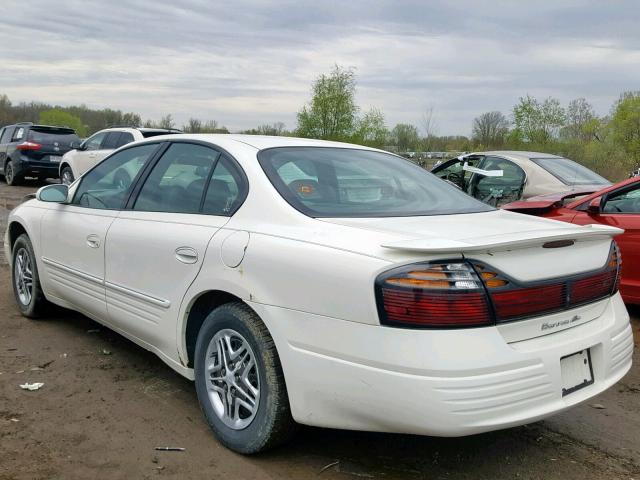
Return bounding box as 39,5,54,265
1,64,639,180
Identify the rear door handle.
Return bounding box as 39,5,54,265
86,234,101,248
175,246,198,264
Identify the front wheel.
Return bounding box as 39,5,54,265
60,166,75,185
194,303,296,454
11,234,50,318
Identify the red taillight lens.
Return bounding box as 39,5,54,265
16,141,41,151
492,283,566,321
377,262,492,328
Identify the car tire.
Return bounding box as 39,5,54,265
194,302,296,454
11,234,50,318
60,166,75,186
5,160,21,186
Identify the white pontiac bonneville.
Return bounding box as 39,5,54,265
4,135,633,454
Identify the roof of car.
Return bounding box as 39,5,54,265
137,133,381,151
477,151,565,160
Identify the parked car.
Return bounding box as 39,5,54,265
503,176,640,304
432,151,611,207
59,126,181,185
0,122,80,185
5,135,632,454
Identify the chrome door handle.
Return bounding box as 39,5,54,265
86,234,101,248
175,246,198,264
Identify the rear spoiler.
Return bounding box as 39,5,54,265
501,199,559,214
381,224,623,254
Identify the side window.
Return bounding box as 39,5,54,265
101,132,122,149
12,127,25,141
134,143,220,214
83,132,107,151
116,132,134,148
0,127,12,144
469,157,525,206
202,156,247,216
72,143,159,210
602,184,640,214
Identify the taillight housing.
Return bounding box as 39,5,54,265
16,141,41,151
375,261,493,328
375,241,622,329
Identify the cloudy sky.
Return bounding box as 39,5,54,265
1,0,639,135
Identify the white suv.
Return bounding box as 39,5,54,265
59,126,180,184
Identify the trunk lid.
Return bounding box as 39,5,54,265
25,127,79,162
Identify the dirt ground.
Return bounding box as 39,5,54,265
1,180,638,480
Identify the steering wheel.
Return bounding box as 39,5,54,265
446,171,464,186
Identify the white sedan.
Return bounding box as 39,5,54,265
4,135,633,454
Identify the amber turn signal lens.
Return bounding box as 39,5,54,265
386,278,450,288
485,279,509,288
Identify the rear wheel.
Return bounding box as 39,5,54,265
11,234,49,318
194,303,296,454
60,166,75,185
5,161,21,186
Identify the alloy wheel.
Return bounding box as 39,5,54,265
204,328,260,430
5,163,13,184
14,248,33,306
61,169,74,185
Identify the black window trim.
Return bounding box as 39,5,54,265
70,141,167,210
124,139,249,217
599,182,640,215
100,131,123,150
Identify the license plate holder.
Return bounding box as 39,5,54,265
561,349,594,397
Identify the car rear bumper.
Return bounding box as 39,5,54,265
12,157,61,178
252,293,633,436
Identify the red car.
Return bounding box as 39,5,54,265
503,177,640,304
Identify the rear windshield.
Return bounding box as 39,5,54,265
531,157,610,186
258,147,494,217
141,130,177,138
28,128,79,145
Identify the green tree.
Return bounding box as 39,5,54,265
512,95,565,144
352,108,388,148
390,123,420,152
39,109,86,136
296,65,358,140
610,92,640,163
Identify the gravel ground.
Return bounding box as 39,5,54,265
0,180,638,480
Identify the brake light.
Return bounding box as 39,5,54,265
375,242,621,329
377,262,492,328
16,141,41,151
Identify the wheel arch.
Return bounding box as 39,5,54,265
6,220,29,263
59,161,71,177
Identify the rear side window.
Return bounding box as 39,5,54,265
202,156,247,216
116,132,134,147
134,143,220,214
12,127,25,141
532,157,610,186
0,127,13,143
101,132,122,149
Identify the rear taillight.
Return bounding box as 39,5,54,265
376,262,493,328
375,241,621,329
16,141,41,151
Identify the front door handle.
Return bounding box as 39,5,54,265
175,246,198,264
86,234,101,248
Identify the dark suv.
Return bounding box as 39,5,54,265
0,122,80,185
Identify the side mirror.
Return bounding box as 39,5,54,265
36,184,69,203
587,197,601,214
70,140,82,150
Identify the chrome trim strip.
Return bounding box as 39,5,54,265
41,257,103,285
105,281,171,309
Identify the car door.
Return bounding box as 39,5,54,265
39,143,161,321
75,131,109,175
571,181,640,301
468,156,526,206
104,141,247,350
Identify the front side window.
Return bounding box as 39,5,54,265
602,184,640,213
258,147,493,217
72,143,159,210
468,156,526,206
134,143,220,214
532,157,610,186
83,132,108,151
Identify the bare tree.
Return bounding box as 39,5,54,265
184,118,202,133
472,111,510,147
563,98,596,141
421,106,438,151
